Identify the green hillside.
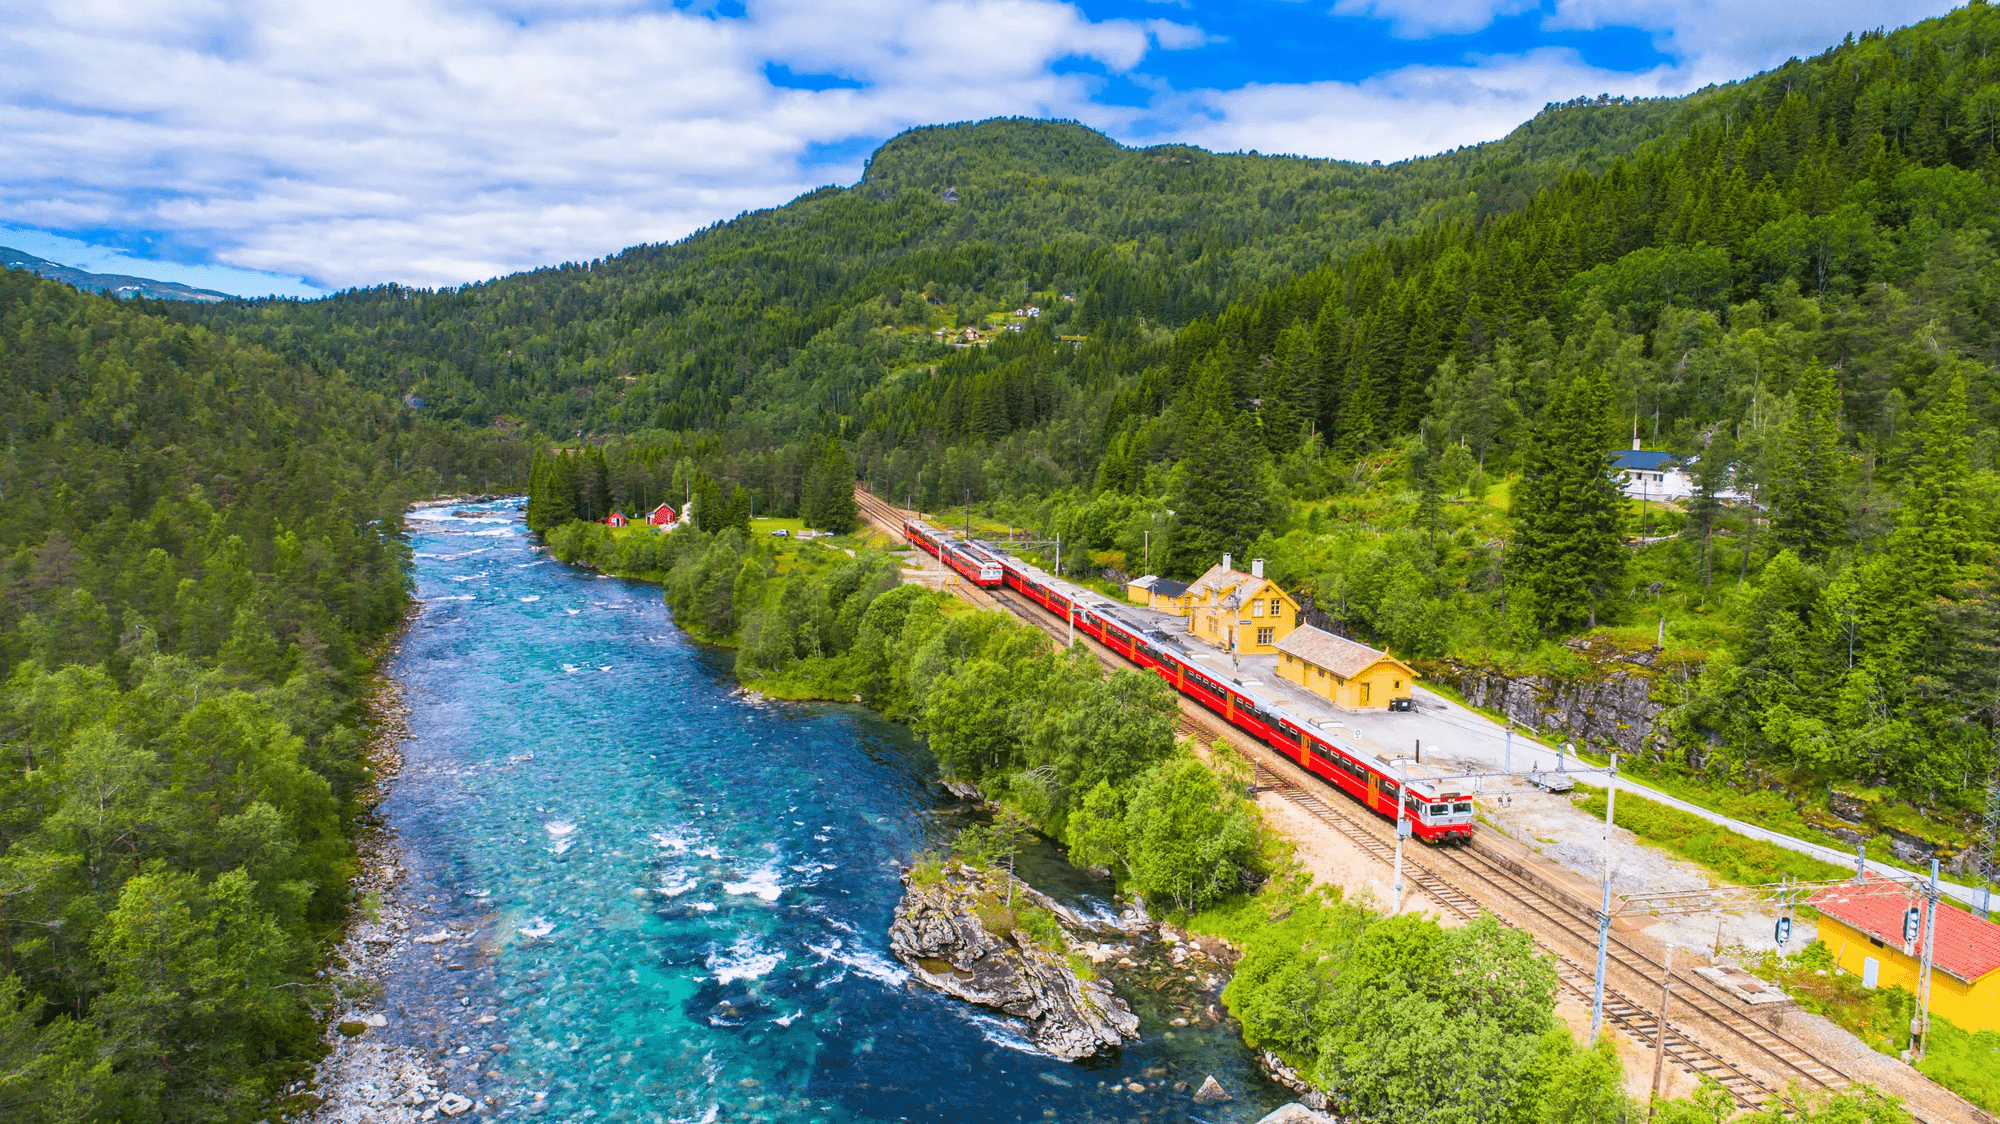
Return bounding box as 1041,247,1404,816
179,102,1692,434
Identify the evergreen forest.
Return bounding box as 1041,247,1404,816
0,270,520,1119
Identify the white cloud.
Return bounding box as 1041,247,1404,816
1547,0,1953,83
1330,0,1540,38
1152,47,1687,163
0,0,1164,288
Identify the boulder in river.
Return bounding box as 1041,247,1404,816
1193,1075,1233,1104
888,864,1138,1059
1255,1105,1335,1124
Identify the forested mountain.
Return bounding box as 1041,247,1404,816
0,270,520,1119
178,98,1693,435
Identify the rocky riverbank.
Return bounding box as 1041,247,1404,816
888,862,1141,1059
292,617,478,1123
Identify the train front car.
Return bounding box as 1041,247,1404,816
1403,779,1476,843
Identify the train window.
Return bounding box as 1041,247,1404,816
1453,802,1472,814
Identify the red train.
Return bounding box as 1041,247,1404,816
901,519,1004,587
989,547,1474,844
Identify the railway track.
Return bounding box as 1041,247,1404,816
856,486,1929,1120
1171,705,1803,1114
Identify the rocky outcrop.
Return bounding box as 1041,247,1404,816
889,866,1139,1059
1430,637,1696,758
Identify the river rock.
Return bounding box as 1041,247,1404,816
1259,1050,1330,1112
1255,1105,1335,1124
1193,1075,1232,1104
888,866,1139,1059
436,1092,474,1116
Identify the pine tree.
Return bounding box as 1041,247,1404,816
1507,371,1627,633
800,439,858,533
1769,365,1847,561
1166,363,1273,576
1890,367,1975,599
1682,427,1737,591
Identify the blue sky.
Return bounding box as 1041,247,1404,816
0,0,1955,296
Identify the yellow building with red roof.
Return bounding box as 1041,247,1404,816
1808,876,2000,1034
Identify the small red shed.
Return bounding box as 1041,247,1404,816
647,503,678,526
603,511,629,527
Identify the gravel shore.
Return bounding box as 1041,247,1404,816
296,620,473,1124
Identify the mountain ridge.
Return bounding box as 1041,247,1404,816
0,245,232,303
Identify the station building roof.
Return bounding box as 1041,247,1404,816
1274,625,1411,679
1809,876,2000,983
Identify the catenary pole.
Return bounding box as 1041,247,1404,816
1647,944,1676,1119
1591,752,1619,1045
1392,777,1408,914
1914,858,1940,1060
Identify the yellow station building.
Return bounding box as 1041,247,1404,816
1273,624,1417,710
1808,878,2000,1034
1185,556,1300,656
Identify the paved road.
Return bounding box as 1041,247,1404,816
1381,686,1990,910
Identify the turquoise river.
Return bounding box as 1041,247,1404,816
379,499,1288,1123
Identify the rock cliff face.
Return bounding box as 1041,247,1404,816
888,866,1139,1059
1430,638,1694,759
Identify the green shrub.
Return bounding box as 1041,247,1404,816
1917,1016,2000,1112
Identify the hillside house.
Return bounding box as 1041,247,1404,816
1124,575,1193,616
1808,877,2000,1034
1185,555,1299,656
603,511,629,528
647,503,678,526
1273,625,1417,710
1610,440,1695,501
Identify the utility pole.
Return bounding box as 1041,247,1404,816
1590,751,1619,1046
1392,781,1409,914
1914,858,1940,1060
1647,944,1676,1119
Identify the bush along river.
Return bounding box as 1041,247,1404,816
318,498,1290,1124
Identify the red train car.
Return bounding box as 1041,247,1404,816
901,520,1002,587
989,550,1473,844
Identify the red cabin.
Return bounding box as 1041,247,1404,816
648,503,678,526
603,512,629,527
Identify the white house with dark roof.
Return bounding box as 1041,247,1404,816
1609,440,1695,501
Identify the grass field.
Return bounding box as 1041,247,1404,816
1572,782,1851,885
